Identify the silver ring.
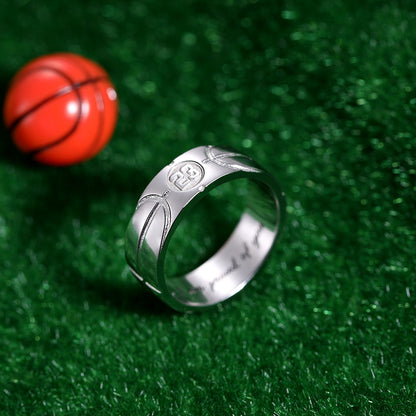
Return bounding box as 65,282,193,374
125,145,285,312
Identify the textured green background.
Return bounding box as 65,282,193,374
1,0,415,415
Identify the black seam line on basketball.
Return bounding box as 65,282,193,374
69,57,106,158
7,65,78,131
19,65,83,158
29,76,110,158
8,75,109,133
28,87,83,158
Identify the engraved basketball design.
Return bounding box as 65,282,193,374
3,53,118,166
135,193,172,252
204,146,261,173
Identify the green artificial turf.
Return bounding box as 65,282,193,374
1,0,416,414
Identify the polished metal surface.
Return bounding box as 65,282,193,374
125,145,286,312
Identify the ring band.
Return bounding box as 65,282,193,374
125,145,286,312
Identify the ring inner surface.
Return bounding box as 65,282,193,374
165,178,279,307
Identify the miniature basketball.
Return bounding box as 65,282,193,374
3,53,118,166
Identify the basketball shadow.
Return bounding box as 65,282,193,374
0,74,21,163
0,72,40,167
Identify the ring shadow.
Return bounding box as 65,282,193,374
20,164,231,316
15,162,233,317
20,161,177,316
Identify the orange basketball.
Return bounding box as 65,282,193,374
3,53,118,166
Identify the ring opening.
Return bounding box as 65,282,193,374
164,178,279,307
